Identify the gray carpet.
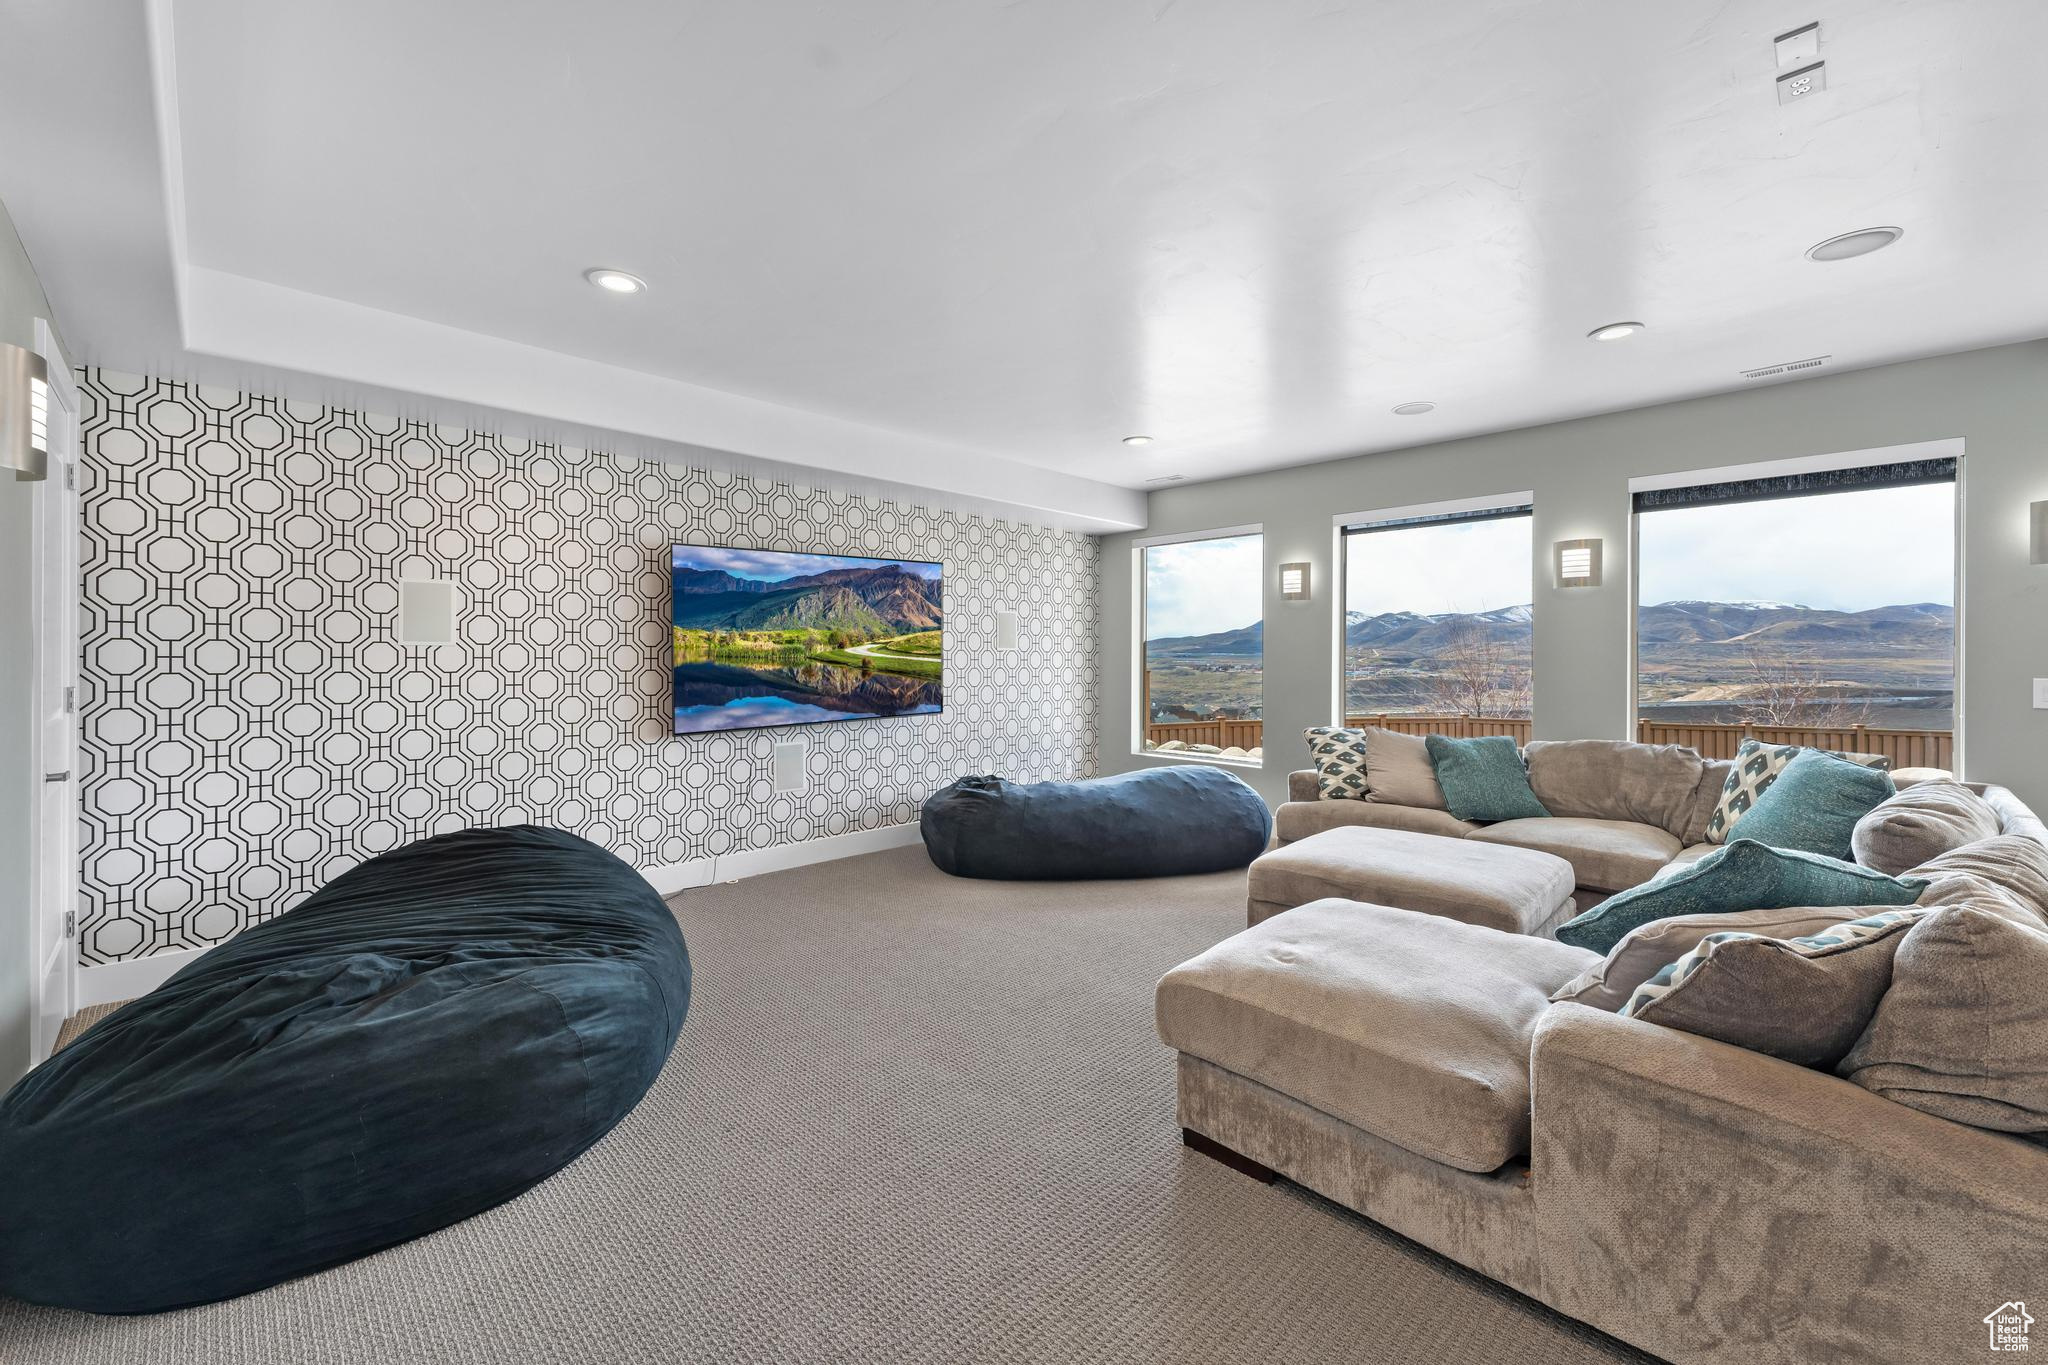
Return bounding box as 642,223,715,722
1,847,1648,1364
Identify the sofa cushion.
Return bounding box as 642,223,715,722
1679,760,1736,846
1524,739,1707,840
1910,835,2048,927
1704,739,1892,844
1731,749,1895,860
1840,904,2048,1132
1551,904,1861,1012
1303,726,1373,800
1246,825,1575,935
1275,797,1480,845
1852,780,2003,876
1360,727,1450,811
1656,842,1720,878
1426,735,1550,823
1621,909,1922,1068
1156,899,1598,1172
1468,817,1680,894
1554,839,1928,955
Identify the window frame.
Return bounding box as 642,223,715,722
1132,523,1265,768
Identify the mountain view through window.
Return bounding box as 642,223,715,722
1342,513,1533,718
1636,480,1955,734
1140,533,1263,756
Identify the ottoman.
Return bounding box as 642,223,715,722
1245,825,1576,936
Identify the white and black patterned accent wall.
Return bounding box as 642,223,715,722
77,370,1099,966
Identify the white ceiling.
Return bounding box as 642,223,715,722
7,0,2048,528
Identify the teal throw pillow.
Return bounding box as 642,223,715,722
1554,838,1927,955
1424,735,1550,823
1732,748,1896,860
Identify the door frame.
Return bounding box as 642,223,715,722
29,318,80,1064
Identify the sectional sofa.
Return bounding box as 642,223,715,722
1157,737,2048,1364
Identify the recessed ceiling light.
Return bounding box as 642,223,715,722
1390,401,1436,416
584,267,647,294
1806,226,1904,262
1122,435,1153,446
1587,321,1645,342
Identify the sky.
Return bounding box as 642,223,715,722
674,546,941,582
1147,482,1957,639
1144,533,1263,640
1346,516,1531,619
1635,482,1954,611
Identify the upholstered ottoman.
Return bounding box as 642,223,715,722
1245,825,1576,935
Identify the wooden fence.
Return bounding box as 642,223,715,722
1142,713,1953,771
1141,718,1266,751
1633,720,1953,771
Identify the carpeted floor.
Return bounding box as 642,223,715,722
1,847,1649,1365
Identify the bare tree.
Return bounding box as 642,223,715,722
1734,640,1869,728
1419,617,1533,719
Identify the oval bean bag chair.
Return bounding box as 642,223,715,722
0,825,690,1314
921,767,1272,879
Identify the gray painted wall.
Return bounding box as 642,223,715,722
0,197,60,1085
1100,340,2048,814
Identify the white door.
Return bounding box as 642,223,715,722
29,320,79,1065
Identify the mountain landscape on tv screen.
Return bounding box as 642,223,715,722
671,550,943,734
1142,599,1954,730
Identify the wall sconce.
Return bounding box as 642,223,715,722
1554,538,1603,589
2032,502,2048,565
0,342,49,481
1279,561,1312,601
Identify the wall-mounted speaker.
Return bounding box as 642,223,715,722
995,610,1020,651
397,578,459,645
772,739,807,793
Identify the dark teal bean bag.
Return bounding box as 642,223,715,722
0,825,690,1315
921,766,1272,879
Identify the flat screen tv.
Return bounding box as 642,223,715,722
671,546,943,734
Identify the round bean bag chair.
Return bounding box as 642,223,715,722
0,825,690,1315
921,766,1272,879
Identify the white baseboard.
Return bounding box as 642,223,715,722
77,945,213,1008
74,822,927,1009
639,821,923,896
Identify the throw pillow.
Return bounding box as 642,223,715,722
1358,728,1449,812
1424,735,1550,823
1303,727,1372,801
1851,780,2003,876
1840,905,2048,1132
1728,749,1895,860
1703,740,1892,844
1909,835,2048,928
1554,838,1928,955
1619,910,1922,1068
1550,905,1858,1012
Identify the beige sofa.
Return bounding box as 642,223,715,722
1162,743,2048,1363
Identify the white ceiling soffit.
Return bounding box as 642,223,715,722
7,3,2048,519
0,1,1143,532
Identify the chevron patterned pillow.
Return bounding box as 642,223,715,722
1303,726,1372,801
1704,738,1892,844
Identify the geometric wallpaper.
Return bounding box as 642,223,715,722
77,370,1100,966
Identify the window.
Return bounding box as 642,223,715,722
1340,501,1533,729
1138,529,1263,763
1633,455,1957,768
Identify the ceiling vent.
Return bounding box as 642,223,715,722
1740,354,1831,382
1143,474,1186,485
